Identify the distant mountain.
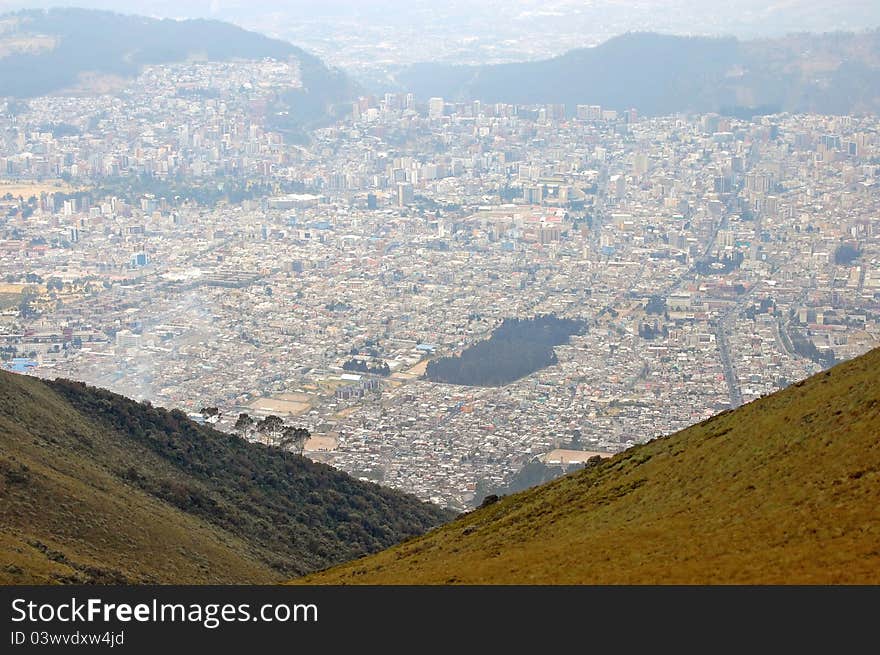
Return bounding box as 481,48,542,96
0,371,451,583
0,8,355,125
396,30,880,116
299,347,880,584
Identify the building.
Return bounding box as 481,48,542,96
397,182,414,207
428,97,445,119
115,330,142,349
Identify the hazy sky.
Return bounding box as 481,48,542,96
2,1,880,25
2,1,879,70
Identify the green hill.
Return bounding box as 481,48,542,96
298,347,880,584
0,372,451,584
0,8,354,126
397,30,880,116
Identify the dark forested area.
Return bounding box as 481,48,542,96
424,315,585,387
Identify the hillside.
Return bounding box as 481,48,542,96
0,372,451,584
0,8,354,125
299,347,880,584
397,30,880,116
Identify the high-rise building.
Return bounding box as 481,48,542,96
397,182,414,207
523,185,543,204
632,153,649,177
130,252,149,268
701,113,721,134
714,175,732,193
609,174,626,198
384,93,400,111
428,97,445,119
546,104,565,121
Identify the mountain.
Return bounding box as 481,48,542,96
0,8,355,125
298,347,880,584
396,30,880,116
0,371,452,584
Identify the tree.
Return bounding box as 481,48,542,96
200,406,221,424
280,426,310,456
234,413,255,441
257,414,284,446
19,286,40,319
835,243,861,266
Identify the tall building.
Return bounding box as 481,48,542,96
701,113,721,134
397,182,414,207
714,175,732,193
609,174,626,199
523,185,543,204
632,153,649,177
383,93,400,111
428,97,445,119
130,252,149,268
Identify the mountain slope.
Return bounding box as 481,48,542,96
0,372,451,584
397,30,880,116
299,347,880,584
0,8,354,124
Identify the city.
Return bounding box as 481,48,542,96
1,60,878,509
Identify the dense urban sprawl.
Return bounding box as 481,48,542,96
2,61,878,508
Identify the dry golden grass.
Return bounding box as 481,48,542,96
0,180,84,199
298,347,880,584
0,293,22,310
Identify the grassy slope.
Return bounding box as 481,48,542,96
299,347,880,584
0,372,274,583
0,372,449,584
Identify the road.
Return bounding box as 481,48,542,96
714,317,743,408
714,280,764,408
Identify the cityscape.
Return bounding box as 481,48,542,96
1,0,880,605
2,56,877,509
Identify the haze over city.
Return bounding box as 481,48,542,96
3,1,880,70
